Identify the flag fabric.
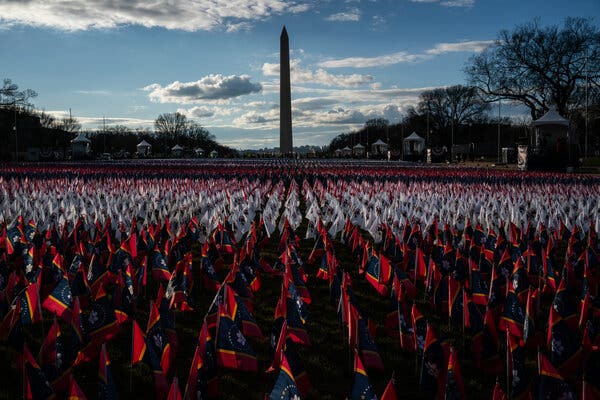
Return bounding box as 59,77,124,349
87,287,120,344
491,377,506,400
380,373,398,400
19,282,41,325
167,377,182,400
42,272,73,321
131,320,147,365
268,348,301,400
215,303,258,372
69,375,88,400
98,343,118,400
39,317,70,390
146,301,172,375
420,323,447,399
23,343,55,400
507,333,531,400
444,347,465,400
537,352,575,400
349,351,377,400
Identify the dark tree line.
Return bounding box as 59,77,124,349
0,78,234,160
328,17,600,156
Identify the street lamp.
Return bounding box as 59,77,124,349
13,100,18,162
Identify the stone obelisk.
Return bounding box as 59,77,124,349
280,26,293,155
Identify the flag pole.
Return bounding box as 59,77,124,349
130,322,134,395
506,328,511,400
413,300,419,378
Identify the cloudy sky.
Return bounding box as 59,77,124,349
1,0,597,149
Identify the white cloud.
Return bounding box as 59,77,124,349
410,0,474,7
325,8,361,22
144,74,262,103
178,105,235,119
46,110,154,128
319,52,426,68
319,39,491,68
425,40,493,55
0,0,311,31
225,21,253,33
440,0,475,7
262,60,374,86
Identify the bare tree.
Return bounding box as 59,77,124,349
417,85,490,130
58,115,81,133
466,17,600,119
154,112,188,143
0,78,37,108
38,111,57,129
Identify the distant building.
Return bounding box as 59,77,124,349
353,143,365,157
403,132,426,161
136,140,152,157
209,150,218,158
342,146,352,157
195,147,205,157
371,139,388,157
71,132,91,159
171,144,184,158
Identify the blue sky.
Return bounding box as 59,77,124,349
1,0,598,149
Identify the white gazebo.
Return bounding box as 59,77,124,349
403,132,425,160
371,139,388,156
171,144,184,158
195,147,205,157
209,150,218,158
136,140,152,157
71,132,91,159
334,149,343,157
342,146,352,157
352,143,365,157
532,107,571,150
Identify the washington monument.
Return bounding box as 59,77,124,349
280,26,293,155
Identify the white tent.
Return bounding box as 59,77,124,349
171,144,184,157
136,140,152,156
403,132,425,159
533,107,569,127
342,146,352,157
195,147,205,157
353,143,365,157
71,132,91,159
371,139,388,156
532,107,571,149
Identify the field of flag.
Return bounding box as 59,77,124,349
0,159,599,399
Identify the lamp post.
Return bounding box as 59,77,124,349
497,99,501,163
13,100,18,162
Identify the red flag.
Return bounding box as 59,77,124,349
492,377,507,400
132,320,147,365
381,373,398,400
167,377,182,400
416,247,427,281
69,375,87,400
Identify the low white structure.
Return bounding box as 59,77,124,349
171,144,184,158
209,150,218,158
195,147,205,157
136,140,152,156
532,107,570,150
371,139,388,156
342,146,352,157
71,132,91,159
353,143,365,157
403,132,425,159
